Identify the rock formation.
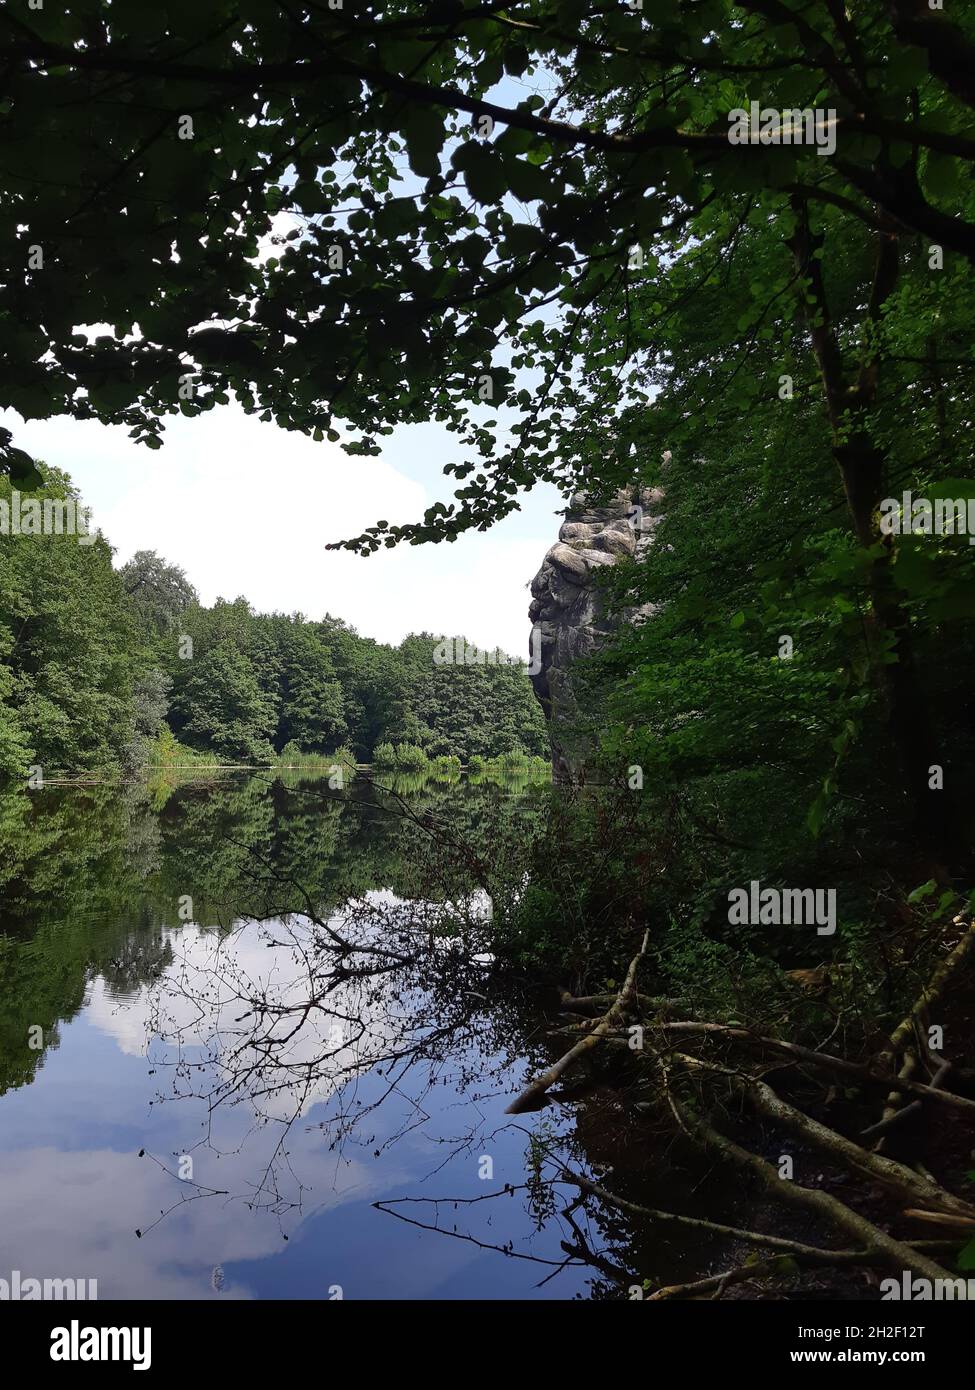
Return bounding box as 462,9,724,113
528,484,662,781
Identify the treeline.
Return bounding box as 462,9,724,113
0,469,547,778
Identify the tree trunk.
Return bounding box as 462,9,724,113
790,197,955,860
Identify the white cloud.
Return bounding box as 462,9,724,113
1,403,553,654
0,1142,387,1300
87,903,416,1122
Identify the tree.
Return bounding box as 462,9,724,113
1,0,971,555
316,617,403,759
0,665,33,780
170,643,277,762
384,633,547,761
5,5,971,826
124,668,172,769
266,616,347,752
549,127,975,849
119,550,198,636
0,468,143,776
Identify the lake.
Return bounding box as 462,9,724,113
1,770,676,1301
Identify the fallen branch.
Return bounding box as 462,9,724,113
675,1053,975,1222
506,930,649,1114
647,1021,975,1119
876,919,975,1074
863,1060,952,1142
558,989,680,1014
673,1099,960,1287
871,1049,919,1153
561,1169,880,1262
902,1208,975,1232
646,1252,868,1302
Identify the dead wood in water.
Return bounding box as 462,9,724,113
523,916,975,1296
671,1097,961,1288
505,910,975,1295
561,1169,889,1262
647,1021,975,1117
673,1052,975,1221
875,919,975,1074
506,929,649,1114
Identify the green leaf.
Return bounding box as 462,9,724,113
404,107,446,180
460,145,508,205
806,799,824,838
924,153,963,203
2,447,44,491
958,1238,975,1271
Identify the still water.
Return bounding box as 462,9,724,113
0,771,642,1300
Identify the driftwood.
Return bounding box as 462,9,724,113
675,1053,975,1222
876,919,975,1074
863,1060,952,1141
673,1098,961,1287
506,930,649,1114
647,1020,975,1117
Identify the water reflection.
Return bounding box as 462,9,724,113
0,772,613,1299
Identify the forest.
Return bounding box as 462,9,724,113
0,468,547,775
1,0,975,1338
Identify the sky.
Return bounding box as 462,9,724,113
0,402,563,657
0,78,573,660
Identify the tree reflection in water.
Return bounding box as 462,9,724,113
142,881,632,1290
0,772,730,1298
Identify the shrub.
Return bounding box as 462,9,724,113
394,742,429,769
147,726,219,768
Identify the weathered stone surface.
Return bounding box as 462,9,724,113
590,525,637,557
528,485,660,781
547,542,592,585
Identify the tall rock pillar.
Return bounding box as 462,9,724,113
528,484,661,781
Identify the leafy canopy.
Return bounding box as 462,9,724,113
2,1,973,547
